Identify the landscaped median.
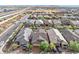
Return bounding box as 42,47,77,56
2,22,26,53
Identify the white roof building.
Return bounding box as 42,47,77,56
24,28,33,42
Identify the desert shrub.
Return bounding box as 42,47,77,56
49,42,56,50
27,44,32,49
40,41,49,52
69,40,79,52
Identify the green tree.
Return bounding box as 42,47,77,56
40,41,49,52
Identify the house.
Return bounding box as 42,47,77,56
48,20,53,24
74,29,79,35
53,28,68,46
60,29,79,42
43,20,49,26
31,28,48,45
31,28,48,53
15,28,26,45
61,20,70,25
27,20,36,25
43,20,53,26
15,28,33,45
46,28,59,44
52,20,62,26
24,28,33,43
48,20,54,26
70,20,79,27
46,28,68,47
35,20,44,26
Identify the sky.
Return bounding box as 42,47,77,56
0,0,79,5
